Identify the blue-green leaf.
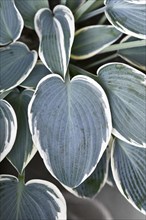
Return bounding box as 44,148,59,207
0,42,37,93
111,138,146,214
61,0,85,12
21,61,51,89
0,100,17,162
0,0,24,45
6,89,37,174
35,5,74,78
14,0,49,29
105,0,146,39
71,25,122,60
28,73,112,188
97,63,146,148
0,175,67,220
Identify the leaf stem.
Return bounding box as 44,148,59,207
18,171,25,184
99,39,146,54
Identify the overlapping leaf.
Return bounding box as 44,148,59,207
111,138,146,214
6,89,37,174
71,25,122,60
0,100,17,162
34,6,74,78
0,175,67,220
118,36,146,71
105,0,146,39
61,0,85,12
0,42,37,93
21,61,51,89
28,73,112,188
97,63,146,148
0,0,24,45
14,0,49,29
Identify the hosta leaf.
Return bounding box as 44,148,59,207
0,100,17,162
35,6,74,78
14,0,49,29
111,138,146,214
97,63,146,148
0,42,37,93
28,74,112,188
61,0,85,12
21,61,51,89
67,150,108,198
71,25,122,60
6,89,37,174
105,0,146,39
0,175,67,220
118,36,146,71
0,0,24,45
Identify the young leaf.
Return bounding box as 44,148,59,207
6,89,37,174
0,0,24,45
0,175,67,220
0,42,37,93
71,25,122,60
14,0,49,29
28,74,112,188
21,61,52,89
105,0,146,39
0,100,17,162
35,6,74,78
97,62,146,148
118,36,146,71
111,138,146,214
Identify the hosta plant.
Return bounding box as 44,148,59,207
0,0,146,219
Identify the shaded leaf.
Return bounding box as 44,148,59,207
0,175,67,220
111,138,146,214
61,0,85,12
0,0,24,45
0,100,17,162
71,25,122,60
6,89,37,174
0,42,37,93
97,62,146,148
105,0,146,39
15,0,49,29
35,6,74,78
28,73,112,188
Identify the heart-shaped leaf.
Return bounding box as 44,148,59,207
14,0,49,29
0,0,24,45
21,61,51,89
6,89,37,174
111,138,146,214
97,63,146,148
67,150,108,198
35,6,74,78
0,100,17,162
118,36,146,71
105,0,146,39
28,73,112,188
0,42,37,93
0,175,67,220
71,25,122,60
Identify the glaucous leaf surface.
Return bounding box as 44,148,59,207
0,175,67,220
71,25,122,60
118,36,146,71
105,0,146,39
21,61,51,89
6,89,37,174
0,0,24,45
0,100,17,162
35,6,74,78
0,42,37,93
15,0,49,29
67,150,108,198
28,74,112,188
97,63,146,148
61,0,85,12
111,138,146,214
